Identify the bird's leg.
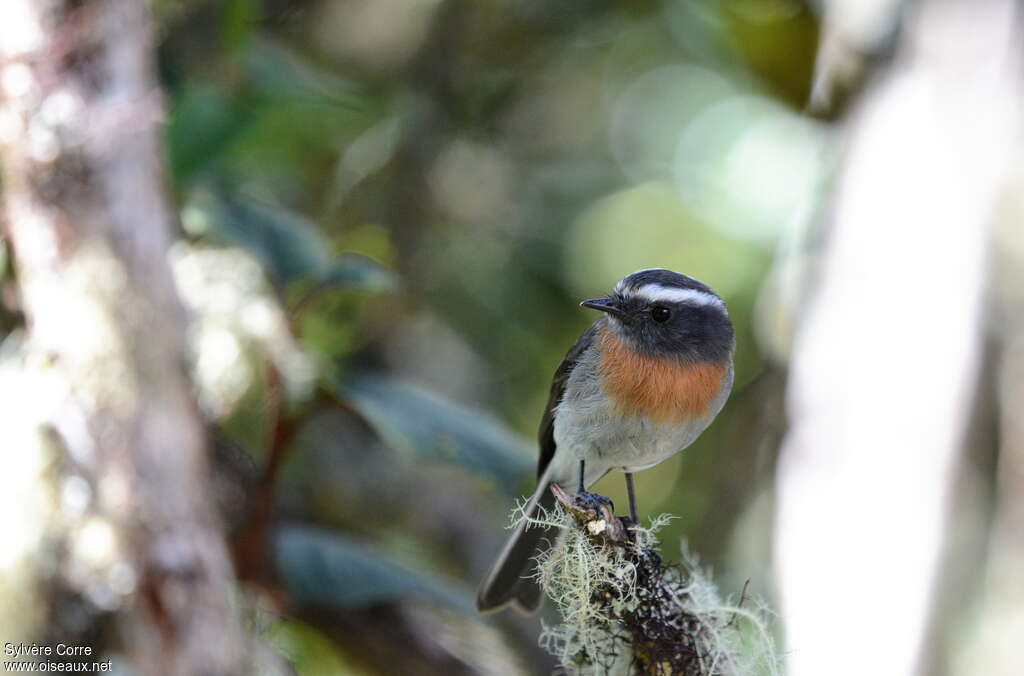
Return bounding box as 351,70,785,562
624,471,639,524
573,458,614,512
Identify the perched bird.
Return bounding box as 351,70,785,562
477,268,735,613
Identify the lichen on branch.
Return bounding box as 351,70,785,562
517,485,780,676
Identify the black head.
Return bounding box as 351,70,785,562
581,269,734,363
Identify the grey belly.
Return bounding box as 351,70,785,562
548,350,733,488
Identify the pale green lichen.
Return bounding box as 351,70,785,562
513,501,781,676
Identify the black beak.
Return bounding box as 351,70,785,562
580,297,629,320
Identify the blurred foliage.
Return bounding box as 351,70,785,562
275,525,474,612
338,373,532,488
148,0,825,672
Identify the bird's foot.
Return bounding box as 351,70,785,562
576,491,614,513
549,484,628,546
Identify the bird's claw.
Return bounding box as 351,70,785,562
576,491,614,513
549,484,629,545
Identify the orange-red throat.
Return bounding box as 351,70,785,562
598,326,728,424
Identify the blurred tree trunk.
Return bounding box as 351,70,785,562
952,176,1024,676
775,1,1020,676
0,1,245,674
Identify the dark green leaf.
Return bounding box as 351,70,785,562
336,373,533,489
245,38,363,109
203,192,330,286
168,84,253,186
317,253,398,293
275,524,474,613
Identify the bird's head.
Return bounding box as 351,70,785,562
581,268,734,364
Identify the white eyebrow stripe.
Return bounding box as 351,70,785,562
630,283,723,307
614,268,663,293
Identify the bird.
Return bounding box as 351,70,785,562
476,268,735,614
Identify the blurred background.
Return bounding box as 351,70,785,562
1,0,1022,674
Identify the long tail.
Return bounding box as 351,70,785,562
476,466,559,614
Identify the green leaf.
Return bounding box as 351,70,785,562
317,253,398,293
245,38,363,109
275,524,474,613
223,0,260,51
203,192,330,286
267,618,373,676
168,84,253,186
336,373,533,489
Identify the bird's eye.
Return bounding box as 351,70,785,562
651,306,671,323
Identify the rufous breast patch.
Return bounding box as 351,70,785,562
598,328,727,424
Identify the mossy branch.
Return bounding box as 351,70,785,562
517,485,780,676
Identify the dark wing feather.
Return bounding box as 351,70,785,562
537,322,598,478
